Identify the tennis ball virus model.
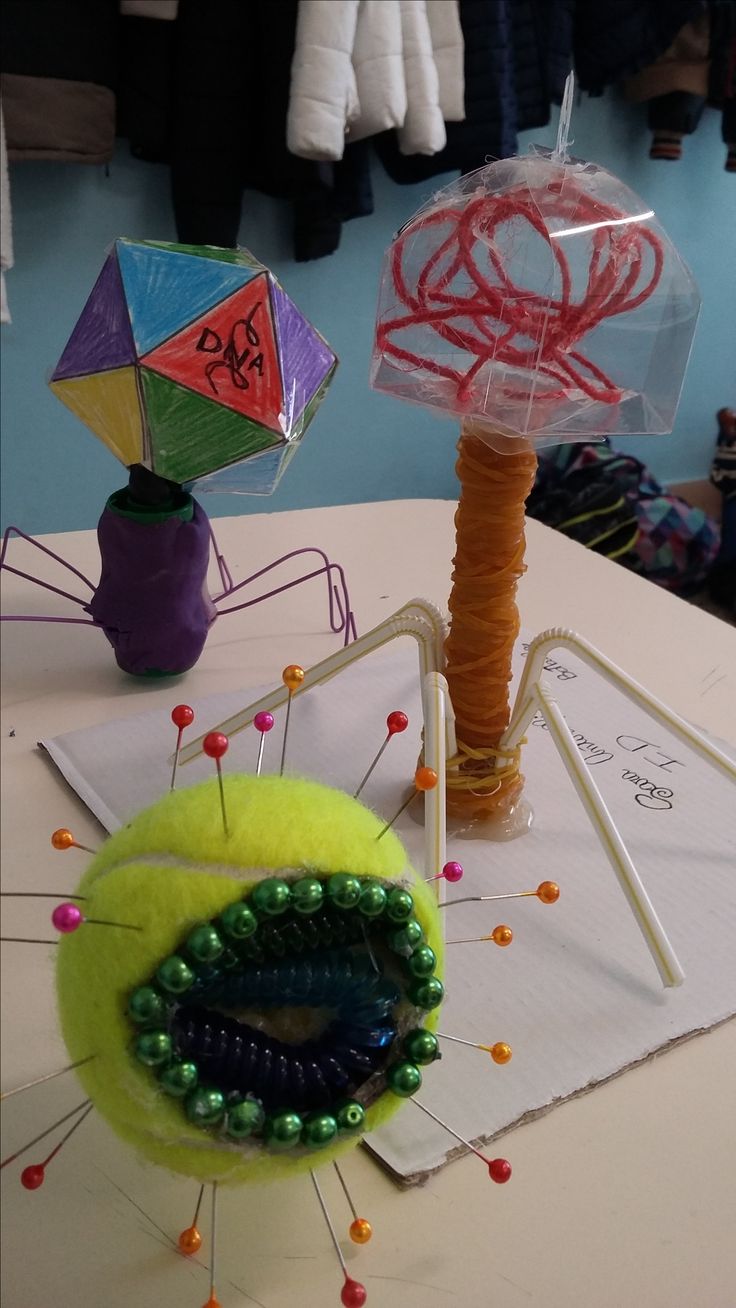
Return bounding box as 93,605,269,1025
3,681,561,1308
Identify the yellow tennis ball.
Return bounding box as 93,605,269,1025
56,775,444,1184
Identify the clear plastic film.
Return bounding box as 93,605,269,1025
371,149,700,445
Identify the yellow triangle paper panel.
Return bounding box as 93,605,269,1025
49,366,144,467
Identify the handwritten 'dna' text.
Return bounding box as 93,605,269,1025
196,302,265,396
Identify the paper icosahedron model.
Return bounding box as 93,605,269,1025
50,239,338,492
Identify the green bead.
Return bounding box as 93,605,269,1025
160,1061,199,1097
264,1110,303,1150
334,1100,366,1134
157,954,195,994
408,945,436,978
409,976,444,1010
386,887,414,923
301,1113,338,1149
358,880,388,918
226,1099,265,1139
185,1086,226,1127
387,1060,422,1097
291,877,324,915
252,878,292,917
186,924,224,964
327,873,362,910
135,1030,172,1067
221,902,258,940
388,919,425,954
403,1028,440,1065
128,985,167,1026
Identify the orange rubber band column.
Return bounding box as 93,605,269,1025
444,422,538,821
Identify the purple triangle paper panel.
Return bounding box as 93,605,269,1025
270,280,336,424
51,251,136,381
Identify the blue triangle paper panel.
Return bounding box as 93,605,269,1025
51,251,136,381
116,240,260,357
188,441,299,495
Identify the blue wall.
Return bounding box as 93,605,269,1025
1,94,733,535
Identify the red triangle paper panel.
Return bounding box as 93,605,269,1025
140,274,285,435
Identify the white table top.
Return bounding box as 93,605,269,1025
2,501,735,1308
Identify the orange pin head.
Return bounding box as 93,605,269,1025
536,880,560,904
489,1041,513,1064
349,1217,373,1244
178,1225,202,1256
414,766,438,792
491,924,513,947
202,1296,221,1308
282,664,305,693
51,828,75,851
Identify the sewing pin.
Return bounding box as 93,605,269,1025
1,1098,91,1171
253,710,275,776
178,1182,205,1256
436,1033,512,1063
203,731,230,838
19,1102,94,1190
440,881,560,909
280,664,305,776
0,891,86,900
170,704,195,791
333,1160,372,1244
376,766,437,840
446,924,513,946
51,828,96,855
1,1056,96,1102
424,860,464,885
201,1182,221,1308
50,902,142,934
354,710,409,799
412,1099,511,1183
310,1170,367,1306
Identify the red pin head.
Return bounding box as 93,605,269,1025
341,1278,367,1307
171,704,194,730
20,1165,45,1190
386,710,408,735
203,732,229,760
488,1157,512,1184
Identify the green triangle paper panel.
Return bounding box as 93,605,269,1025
116,240,261,358
140,368,281,484
140,274,285,435
137,240,264,271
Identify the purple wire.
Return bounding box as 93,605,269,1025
1,525,357,646
0,525,96,590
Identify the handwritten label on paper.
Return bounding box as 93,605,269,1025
196,302,266,396
530,712,684,812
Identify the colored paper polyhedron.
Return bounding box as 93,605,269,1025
50,239,338,492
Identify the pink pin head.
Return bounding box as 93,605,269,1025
386,710,409,736
254,711,275,734
51,902,83,933
487,1157,512,1184
442,861,464,883
203,732,229,760
171,704,194,730
20,1164,45,1190
341,1278,367,1308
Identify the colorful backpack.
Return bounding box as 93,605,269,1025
528,439,720,595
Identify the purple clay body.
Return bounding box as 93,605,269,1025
88,489,216,677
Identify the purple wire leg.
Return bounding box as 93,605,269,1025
0,525,100,626
214,546,357,646
0,526,96,590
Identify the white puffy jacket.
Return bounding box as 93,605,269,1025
287,0,464,162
